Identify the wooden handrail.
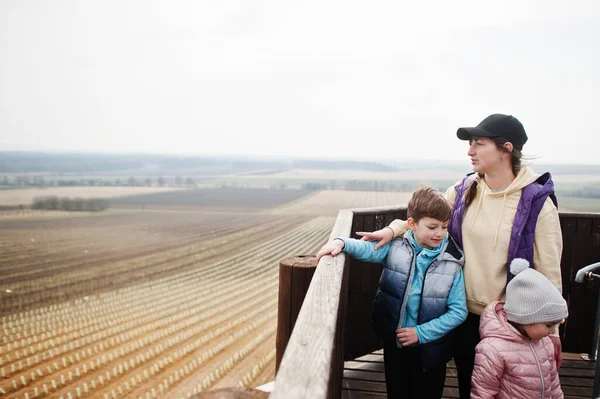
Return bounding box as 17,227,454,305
271,209,353,398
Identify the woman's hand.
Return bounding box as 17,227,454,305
356,227,394,250
396,327,419,346
316,239,345,262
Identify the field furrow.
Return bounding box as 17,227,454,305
0,216,334,399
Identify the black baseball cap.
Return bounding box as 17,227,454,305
456,114,528,151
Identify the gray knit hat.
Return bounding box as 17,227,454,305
504,259,568,324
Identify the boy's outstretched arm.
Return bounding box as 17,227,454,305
414,269,467,343
317,237,391,264
471,342,503,399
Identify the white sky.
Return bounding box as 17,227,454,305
1,0,598,164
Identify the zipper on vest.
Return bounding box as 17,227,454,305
417,258,439,324
396,246,416,347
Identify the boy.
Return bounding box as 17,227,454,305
316,186,467,399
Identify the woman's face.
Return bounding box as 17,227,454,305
466,136,505,174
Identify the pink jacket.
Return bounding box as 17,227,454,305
471,302,563,399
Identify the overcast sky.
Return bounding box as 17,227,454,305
1,1,598,164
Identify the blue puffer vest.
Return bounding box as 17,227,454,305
372,235,464,368
448,172,557,284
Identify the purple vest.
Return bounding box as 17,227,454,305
448,172,557,284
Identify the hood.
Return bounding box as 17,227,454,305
466,166,553,249
478,166,539,197
440,233,464,265
479,301,526,343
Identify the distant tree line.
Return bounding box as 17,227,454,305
300,180,454,192
0,151,410,174
558,186,600,199
31,196,110,212
0,175,197,188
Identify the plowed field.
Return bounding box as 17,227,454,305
0,188,411,398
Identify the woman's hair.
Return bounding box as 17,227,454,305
407,186,451,222
464,136,524,206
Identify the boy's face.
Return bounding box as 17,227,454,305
408,217,448,249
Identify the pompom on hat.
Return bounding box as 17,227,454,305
504,258,568,325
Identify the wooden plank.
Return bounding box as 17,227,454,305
560,212,600,219
341,390,387,399
356,213,375,356
593,218,600,250
563,384,595,396
342,379,386,393
560,216,577,345
444,377,458,387
275,255,319,373
275,257,294,373
442,387,460,398
363,213,375,236
558,367,595,378
349,213,378,360
565,217,597,353
561,358,595,369
343,369,386,382
374,213,386,231
331,254,351,399
345,212,365,361
289,257,318,332
351,214,364,240
560,217,576,298
344,361,385,373
345,210,393,361
271,210,354,399
344,260,363,360
367,263,384,355
560,376,593,387
353,354,383,363
445,368,458,377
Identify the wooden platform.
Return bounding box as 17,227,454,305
342,350,596,399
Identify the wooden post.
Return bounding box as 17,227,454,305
276,255,318,373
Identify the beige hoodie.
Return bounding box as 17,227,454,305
390,166,563,315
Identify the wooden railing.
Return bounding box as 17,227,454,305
272,207,600,399
271,209,353,398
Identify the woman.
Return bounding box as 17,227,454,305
359,114,563,398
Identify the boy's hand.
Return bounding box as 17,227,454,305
316,239,345,262
396,327,419,346
356,227,394,250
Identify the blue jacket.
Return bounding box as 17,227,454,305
340,232,467,368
